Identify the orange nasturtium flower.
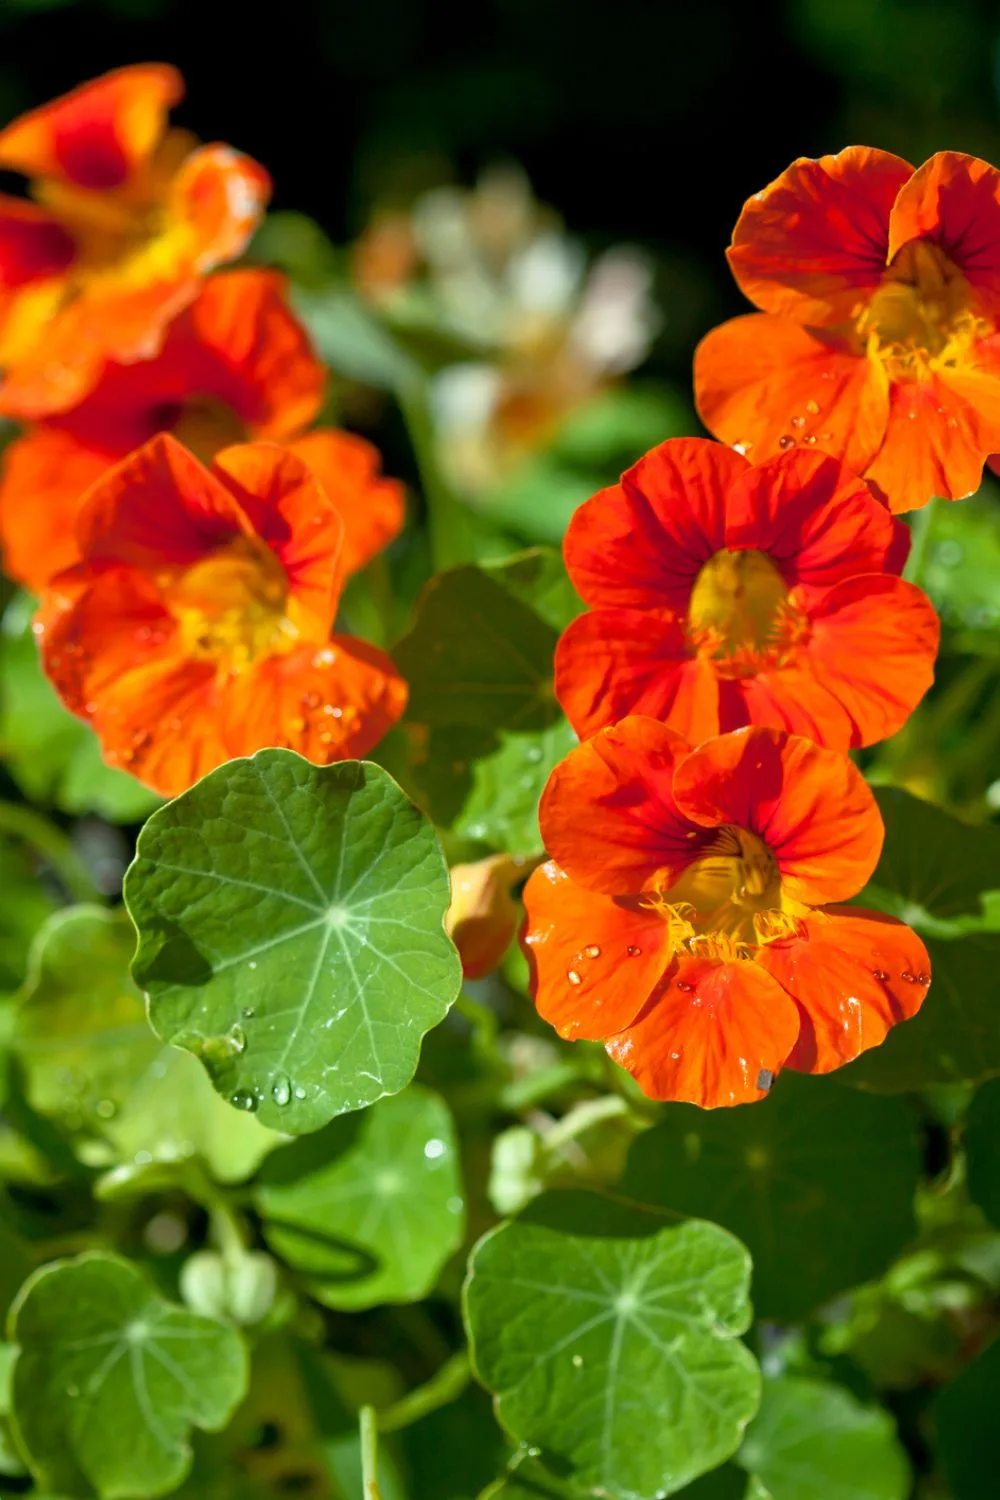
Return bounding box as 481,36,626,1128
521,718,930,1108
556,437,939,750
0,269,405,592
694,147,1000,513
35,434,407,797
0,63,270,418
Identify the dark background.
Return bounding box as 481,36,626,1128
4,0,1000,385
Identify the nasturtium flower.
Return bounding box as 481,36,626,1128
556,437,938,750
0,63,270,418
694,147,1000,513
522,717,930,1108
0,269,404,591
35,434,406,796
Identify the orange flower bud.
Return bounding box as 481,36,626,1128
446,854,534,980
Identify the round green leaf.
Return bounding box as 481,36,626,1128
464,1191,760,1500
13,905,278,1182
963,1077,1000,1228
933,1334,1000,1500
737,1377,909,1500
257,1084,465,1309
620,1073,920,1321
8,1252,248,1499
125,751,461,1133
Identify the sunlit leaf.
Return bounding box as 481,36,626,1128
464,1191,760,1500
737,1377,909,1500
126,750,461,1133
257,1084,465,1309
13,905,278,1182
9,1252,248,1499
620,1073,920,1320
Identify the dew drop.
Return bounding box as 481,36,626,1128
872,968,889,982
271,1074,291,1107
242,1006,255,1019
789,415,805,428
803,434,817,444
567,969,582,986
228,1025,247,1054
805,399,820,415
584,944,601,959
231,1091,258,1112
901,970,917,983
676,980,694,993
626,946,642,957
293,1085,307,1100
907,409,917,420
94,1098,116,1120
248,961,257,971
778,434,795,450
572,1354,584,1368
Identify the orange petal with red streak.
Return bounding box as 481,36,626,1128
758,906,931,1073
285,428,406,576
605,954,801,1108
521,860,672,1040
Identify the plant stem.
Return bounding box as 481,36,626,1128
0,800,101,903
377,1351,471,1433
360,1406,381,1500
397,378,469,572
904,496,939,587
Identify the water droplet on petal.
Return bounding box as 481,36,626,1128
567,969,582,986
790,415,805,428
626,945,642,957
584,944,601,959
778,435,795,450
676,980,694,993
805,399,820,415
872,968,889,982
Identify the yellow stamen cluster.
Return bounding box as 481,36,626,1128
687,549,810,679
857,238,992,384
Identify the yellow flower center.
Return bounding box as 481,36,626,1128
164,535,298,672
687,549,809,679
857,238,991,383
642,826,802,962
169,397,248,465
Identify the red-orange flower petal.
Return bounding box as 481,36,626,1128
285,428,406,576
758,906,931,1073
0,195,75,287
694,313,890,473
0,143,271,420
538,717,702,896
605,954,801,1108
886,151,1000,309
563,438,747,611
0,428,110,590
211,442,344,634
0,64,183,189
672,728,883,905
727,146,911,325
521,861,672,1040
797,574,939,745
727,448,906,594
864,358,1000,512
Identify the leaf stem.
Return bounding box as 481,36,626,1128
903,496,939,587
360,1405,381,1500
397,378,468,571
0,800,101,903
377,1351,471,1433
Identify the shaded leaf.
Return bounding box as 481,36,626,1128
963,1076,1000,1229
859,788,1000,932
737,1377,909,1500
257,1085,465,1310
845,935,1000,1091
9,1252,247,1499
620,1073,920,1321
126,750,461,1133
933,1335,1000,1500
464,1190,760,1500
